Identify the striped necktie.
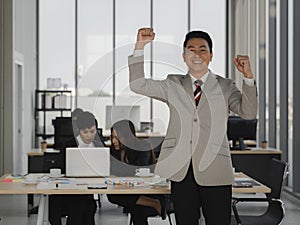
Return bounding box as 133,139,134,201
194,80,203,106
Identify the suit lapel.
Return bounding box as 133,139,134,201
181,74,195,103
198,71,219,109
180,72,221,109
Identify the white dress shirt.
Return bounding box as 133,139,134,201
76,135,95,148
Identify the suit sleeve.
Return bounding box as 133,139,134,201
228,80,258,120
128,55,168,102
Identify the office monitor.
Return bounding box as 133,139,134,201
105,105,141,131
227,116,257,150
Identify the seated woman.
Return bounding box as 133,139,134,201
107,119,166,225
49,111,103,225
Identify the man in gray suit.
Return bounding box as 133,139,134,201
128,28,257,225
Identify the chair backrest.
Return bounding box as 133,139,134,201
53,117,74,150
266,158,288,199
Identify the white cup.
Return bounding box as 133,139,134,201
50,168,61,176
25,176,37,182
135,168,150,176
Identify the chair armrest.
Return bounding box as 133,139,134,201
232,197,284,225
232,197,282,202
232,197,283,207
232,197,269,203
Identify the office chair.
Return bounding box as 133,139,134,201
231,158,289,225
128,194,175,225
164,194,175,225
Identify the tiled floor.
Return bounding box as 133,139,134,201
0,191,300,224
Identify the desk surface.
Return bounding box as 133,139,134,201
233,172,271,193
27,148,282,157
0,175,170,195
0,173,270,195
27,148,60,156
230,148,282,154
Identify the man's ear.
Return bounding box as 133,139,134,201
182,53,186,62
210,53,213,61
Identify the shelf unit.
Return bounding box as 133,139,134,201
34,90,72,146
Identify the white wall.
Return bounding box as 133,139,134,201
0,0,37,175
14,0,37,174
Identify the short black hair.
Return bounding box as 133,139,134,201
183,30,213,53
76,111,96,130
71,108,83,120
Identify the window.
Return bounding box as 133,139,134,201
39,0,226,135
77,0,113,128
39,0,75,91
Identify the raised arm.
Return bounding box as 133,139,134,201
129,28,168,102
230,55,257,119
135,28,155,50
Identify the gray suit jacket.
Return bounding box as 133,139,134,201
128,55,258,186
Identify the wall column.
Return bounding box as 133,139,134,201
293,0,300,193
0,0,14,174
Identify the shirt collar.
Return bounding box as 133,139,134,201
76,135,95,148
189,70,209,85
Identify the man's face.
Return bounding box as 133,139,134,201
183,38,213,75
79,125,97,144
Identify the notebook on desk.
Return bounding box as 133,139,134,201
233,179,260,188
66,147,110,177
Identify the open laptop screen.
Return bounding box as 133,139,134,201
66,147,110,177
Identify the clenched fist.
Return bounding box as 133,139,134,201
233,55,254,79
135,28,155,50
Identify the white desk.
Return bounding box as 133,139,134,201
0,175,170,225
0,173,269,225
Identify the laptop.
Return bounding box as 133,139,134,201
66,147,110,177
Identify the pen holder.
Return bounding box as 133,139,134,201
41,141,47,152
261,141,268,149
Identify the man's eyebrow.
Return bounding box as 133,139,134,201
187,45,207,49
187,45,195,49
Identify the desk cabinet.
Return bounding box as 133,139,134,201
28,154,44,173
27,151,65,174
231,149,282,185
43,152,65,173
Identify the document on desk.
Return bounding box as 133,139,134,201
104,176,168,187
233,178,260,188
37,178,77,189
104,177,145,186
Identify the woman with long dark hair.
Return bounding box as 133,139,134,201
108,119,165,225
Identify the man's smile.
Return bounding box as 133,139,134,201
192,59,204,64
